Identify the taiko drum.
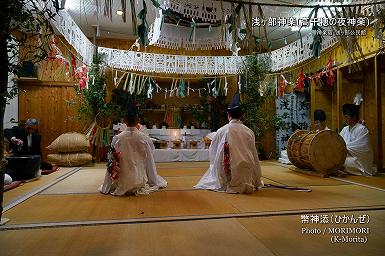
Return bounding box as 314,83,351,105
287,130,347,174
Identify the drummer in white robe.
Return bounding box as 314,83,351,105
99,105,167,196
194,92,263,194
340,104,376,176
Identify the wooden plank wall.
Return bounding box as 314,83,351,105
311,86,334,131
18,82,84,159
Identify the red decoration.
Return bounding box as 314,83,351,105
71,54,77,78
296,68,305,92
47,35,69,65
278,74,285,98
223,142,230,176
107,147,121,180
78,65,88,90
325,58,335,87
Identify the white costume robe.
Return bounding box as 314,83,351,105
114,123,149,136
99,127,167,195
137,124,149,136
340,123,376,176
194,119,263,193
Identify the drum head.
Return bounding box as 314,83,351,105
308,130,347,173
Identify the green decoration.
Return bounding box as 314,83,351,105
188,88,210,128
150,0,160,8
235,4,242,15
76,52,111,124
137,0,149,46
109,89,146,122
189,19,196,41
241,55,282,147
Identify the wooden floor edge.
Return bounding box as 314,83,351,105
2,205,385,231
330,177,385,192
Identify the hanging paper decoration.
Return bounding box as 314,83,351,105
48,5,345,74
113,69,118,87
138,76,148,94
238,75,242,92
296,68,305,92
123,73,129,91
278,74,286,98
137,0,149,46
170,78,175,97
147,80,154,98
130,0,138,35
150,0,160,8
224,76,228,96
129,74,137,94
111,70,234,99
179,79,185,97
121,0,127,22
353,93,363,105
104,0,113,21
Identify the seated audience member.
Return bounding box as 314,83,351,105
194,92,263,193
99,104,167,196
340,104,376,176
4,118,55,171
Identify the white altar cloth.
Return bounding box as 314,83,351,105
148,129,211,142
153,149,209,162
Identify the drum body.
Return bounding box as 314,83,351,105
287,130,347,174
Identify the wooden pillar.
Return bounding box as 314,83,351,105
336,68,343,132
375,54,383,172
310,73,316,126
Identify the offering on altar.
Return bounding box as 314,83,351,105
189,141,198,149
154,140,168,149
203,137,211,149
203,132,216,149
172,140,181,149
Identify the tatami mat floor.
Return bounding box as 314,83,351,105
1,161,384,256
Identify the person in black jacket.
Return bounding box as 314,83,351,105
4,118,53,170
